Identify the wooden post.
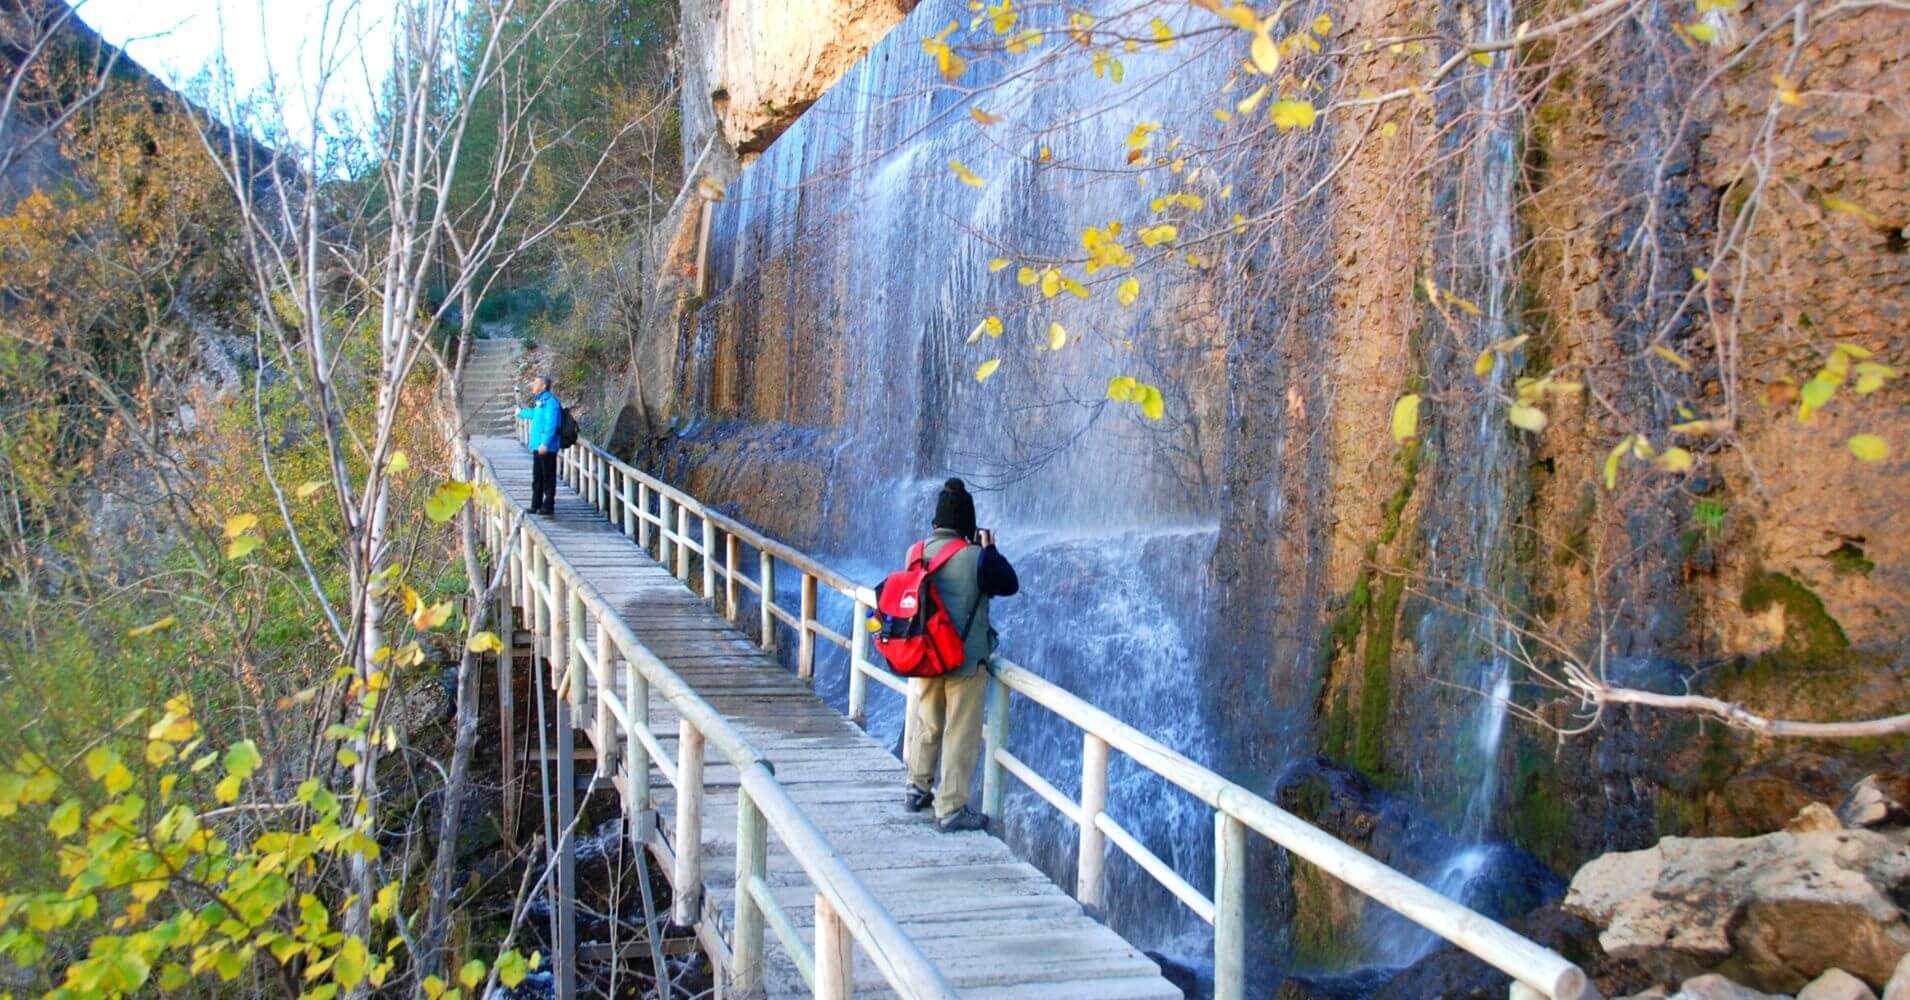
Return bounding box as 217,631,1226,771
672,719,705,926
724,534,741,621
1214,812,1247,1000
982,673,1008,819
554,694,578,1000
731,789,768,997
902,680,921,769
675,502,692,581
758,552,776,651
1078,734,1110,914
497,518,518,846
701,516,717,601
847,598,870,725
628,655,650,811
567,583,586,712
657,495,673,570
622,474,636,539
1508,984,1546,1000
594,621,616,775
546,556,564,678
637,483,652,551
814,892,855,1000
798,573,818,684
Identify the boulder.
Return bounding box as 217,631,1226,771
1670,973,1783,999
1799,969,1879,1000
1566,829,1910,993
1841,774,1910,831
1883,953,1910,1000
1791,802,1846,833
1710,752,1851,837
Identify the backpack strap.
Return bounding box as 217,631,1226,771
916,537,968,575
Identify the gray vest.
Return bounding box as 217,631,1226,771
923,530,993,676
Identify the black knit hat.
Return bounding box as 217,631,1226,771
932,478,977,538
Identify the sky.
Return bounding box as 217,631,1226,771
72,0,396,142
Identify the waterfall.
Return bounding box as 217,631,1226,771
1368,0,1528,968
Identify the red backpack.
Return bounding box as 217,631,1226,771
871,538,979,678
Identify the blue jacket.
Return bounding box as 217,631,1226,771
518,390,560,452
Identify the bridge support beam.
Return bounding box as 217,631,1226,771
1214,812,1247,1000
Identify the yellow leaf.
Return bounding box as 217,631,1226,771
1772,74,1802,106
1651,344,1694,371
1117,277,1141,307
1603,435,1634,490
468,631,505,654
1671,419,1730,436
296,480,326,500
989,258,1012,272
1269,99,1318,131
1141,386,1165,421
387,451,410,474
1312,13,1333,34
1822,195,1884,226
128,615,179,639
1855,362,1897,395
1684,22,1718,43
1848,434,1890,462
226,535,262,560
984,315,1004,338
1391,394,1421,443
1150,16,1174,48
1474,351,1495,378
1471,51,1494,66
1507,403,1548,433
1379,121,1399,138
948,159,986,188
1215,5,1260,32
1250,29,1281,75
1044,322,1066,351
1040,268,1062,298
1654,447,1694,473
223,513,259,539
459,959,485,989
1236,84,1269,114
1106,376,1138,402
1692,266,1709,282
969,107,1003,126
1138,224,1177,246
975,359,1002,382
1016,266,1038,286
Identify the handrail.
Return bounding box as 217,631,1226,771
476,438,955,1000
513,421,1598,1000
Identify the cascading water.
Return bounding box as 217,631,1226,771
1366,0,1530,968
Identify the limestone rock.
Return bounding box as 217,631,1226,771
1670,973,1783,999
1565,829,1910,993
1791,802,1846,833
1799,969,1879,1000
704,0,916,154
1841,774,1910,831
1884,953,1910,1000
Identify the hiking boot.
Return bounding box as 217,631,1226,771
935,806,988,833
903,785,933,813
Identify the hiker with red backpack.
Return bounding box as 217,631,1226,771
872,478,1019,832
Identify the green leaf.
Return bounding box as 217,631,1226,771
223,740,262,781
225,535,262,560
459,959,486,989
333,936,368,990
47,799,81,838
1848,434,1890,462
1390,394,1421,443
496,950,530,988
425,481,474,524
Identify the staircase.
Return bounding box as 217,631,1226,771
459,337,522,438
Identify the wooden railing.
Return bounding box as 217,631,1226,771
518,422,1599,1000
476,440,956,1000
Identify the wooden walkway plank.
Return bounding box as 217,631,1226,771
472,437,1178,999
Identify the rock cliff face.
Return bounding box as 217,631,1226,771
628,0,1910,970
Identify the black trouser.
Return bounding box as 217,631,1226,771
531,450,557,512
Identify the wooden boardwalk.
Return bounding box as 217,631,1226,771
472,437,1180,999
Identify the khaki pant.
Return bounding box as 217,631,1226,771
905,669,988,818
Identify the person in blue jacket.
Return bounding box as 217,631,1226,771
518,374,561,515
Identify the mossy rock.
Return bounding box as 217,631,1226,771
1740,570,1849,660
